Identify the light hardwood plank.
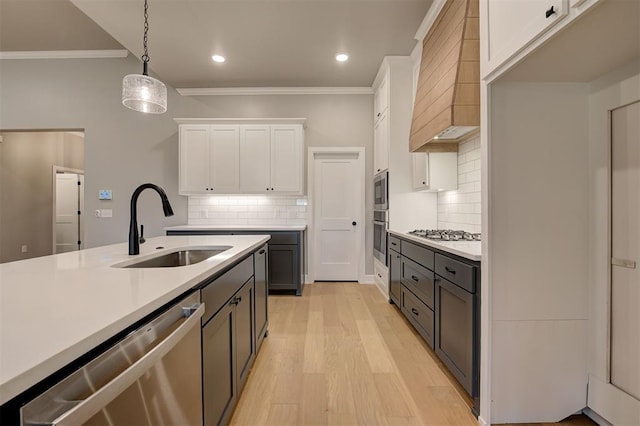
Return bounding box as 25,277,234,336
266,403,299,425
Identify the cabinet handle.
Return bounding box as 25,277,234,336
422,181,426,185
391,242,397,246
377,168,381,172
377,112,381,117
396,255,400,259
259,249,265,255
545,5,555,18
236,296,242,303
271,188,274,191
411,308,419,316
411,275,419,282
445,266,456,275
266,188,270,191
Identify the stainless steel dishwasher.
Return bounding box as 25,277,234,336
20,292,204,426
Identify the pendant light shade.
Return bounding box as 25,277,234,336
122,0,167,114
122,73,167,114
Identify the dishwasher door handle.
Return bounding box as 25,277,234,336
51,302,205,426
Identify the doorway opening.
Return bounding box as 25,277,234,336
0,130,85,263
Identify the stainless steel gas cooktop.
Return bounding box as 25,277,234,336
407,229,481,241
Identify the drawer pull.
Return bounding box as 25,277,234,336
545,5,555,18
391,242,397,246
258,249,265,255
411,275,419,282
445,266,456,275
411,308,419,316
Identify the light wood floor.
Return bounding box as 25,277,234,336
230,283,597,426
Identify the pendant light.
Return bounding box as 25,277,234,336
122,0,167,114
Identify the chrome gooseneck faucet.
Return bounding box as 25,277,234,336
129,183,174,255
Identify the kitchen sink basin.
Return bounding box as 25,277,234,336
119,247,231,268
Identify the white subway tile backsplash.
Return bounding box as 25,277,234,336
187,195,308,226
437,136,481,232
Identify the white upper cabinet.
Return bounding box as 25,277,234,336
412,152,458,192
270,125,303,192
374,73,389,122
239,125,271,193
179,125,240,195
374,109,389,175
210,126,241,193
483,0,569,78
179,125,212,194
373,69,390,174
179,120,304,195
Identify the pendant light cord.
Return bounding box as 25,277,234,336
142,0,150,75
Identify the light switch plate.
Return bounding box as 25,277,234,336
98,189,112,200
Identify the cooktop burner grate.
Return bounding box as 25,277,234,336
407,229,481,241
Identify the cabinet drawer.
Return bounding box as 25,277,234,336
401,257,435,309
401,240,434,270
434,254,476,293
267,232,299,245
202,255,254,324
388,235,401,252
401,285,434,349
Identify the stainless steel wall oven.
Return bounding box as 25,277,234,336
373,210,388,265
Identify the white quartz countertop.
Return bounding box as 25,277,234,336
0,234,269,405
166,224,307,231
389,230,481,261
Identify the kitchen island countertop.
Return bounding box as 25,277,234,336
0,234,269,405
389,229,481,261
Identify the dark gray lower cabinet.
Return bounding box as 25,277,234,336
254,245,268,351
167,229,303,296
202,301,235,426
435,276,475,397
389,249,401,305
201,253,263,426
268,244,300,294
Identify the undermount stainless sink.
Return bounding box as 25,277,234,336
120,247,231,268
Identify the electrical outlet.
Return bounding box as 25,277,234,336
21,245,28,253
101,209,113,218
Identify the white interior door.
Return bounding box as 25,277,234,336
610,101,640,400
55,172,81,254
312,151,363,281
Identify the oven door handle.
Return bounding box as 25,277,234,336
373,220,387,226
49,302,204,426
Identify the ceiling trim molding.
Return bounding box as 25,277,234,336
174,117,307,126
0,50,129,60
176,87,374,96
414,0,447,42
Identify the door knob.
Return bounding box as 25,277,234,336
352,221,357,226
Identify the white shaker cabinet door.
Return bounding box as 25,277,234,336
179,125,210,194
270,125,303,193
483,0,568,77
374,109,389,174
210,126,240,193
239,125,271,193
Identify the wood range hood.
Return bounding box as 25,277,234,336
410,0,480,153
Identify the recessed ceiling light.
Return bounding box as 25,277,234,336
212,55,226,63
336,53,349,62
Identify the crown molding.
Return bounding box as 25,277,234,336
176,87,373,96
174,117,307,127
414,0,447,41
0,50,129,60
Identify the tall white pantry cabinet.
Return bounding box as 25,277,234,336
177,120,305,195
480,0,638,424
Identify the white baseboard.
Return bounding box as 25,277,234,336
304,275,312,284
359,274,375,284
477,415,490,426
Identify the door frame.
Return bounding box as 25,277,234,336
307,147,365,283
586,98,640,425
52,166,85,253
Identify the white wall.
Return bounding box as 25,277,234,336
0,55,374,270
438,135,481,232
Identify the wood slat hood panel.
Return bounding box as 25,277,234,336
410,0,480,153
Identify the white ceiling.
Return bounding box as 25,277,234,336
1,0,433,89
